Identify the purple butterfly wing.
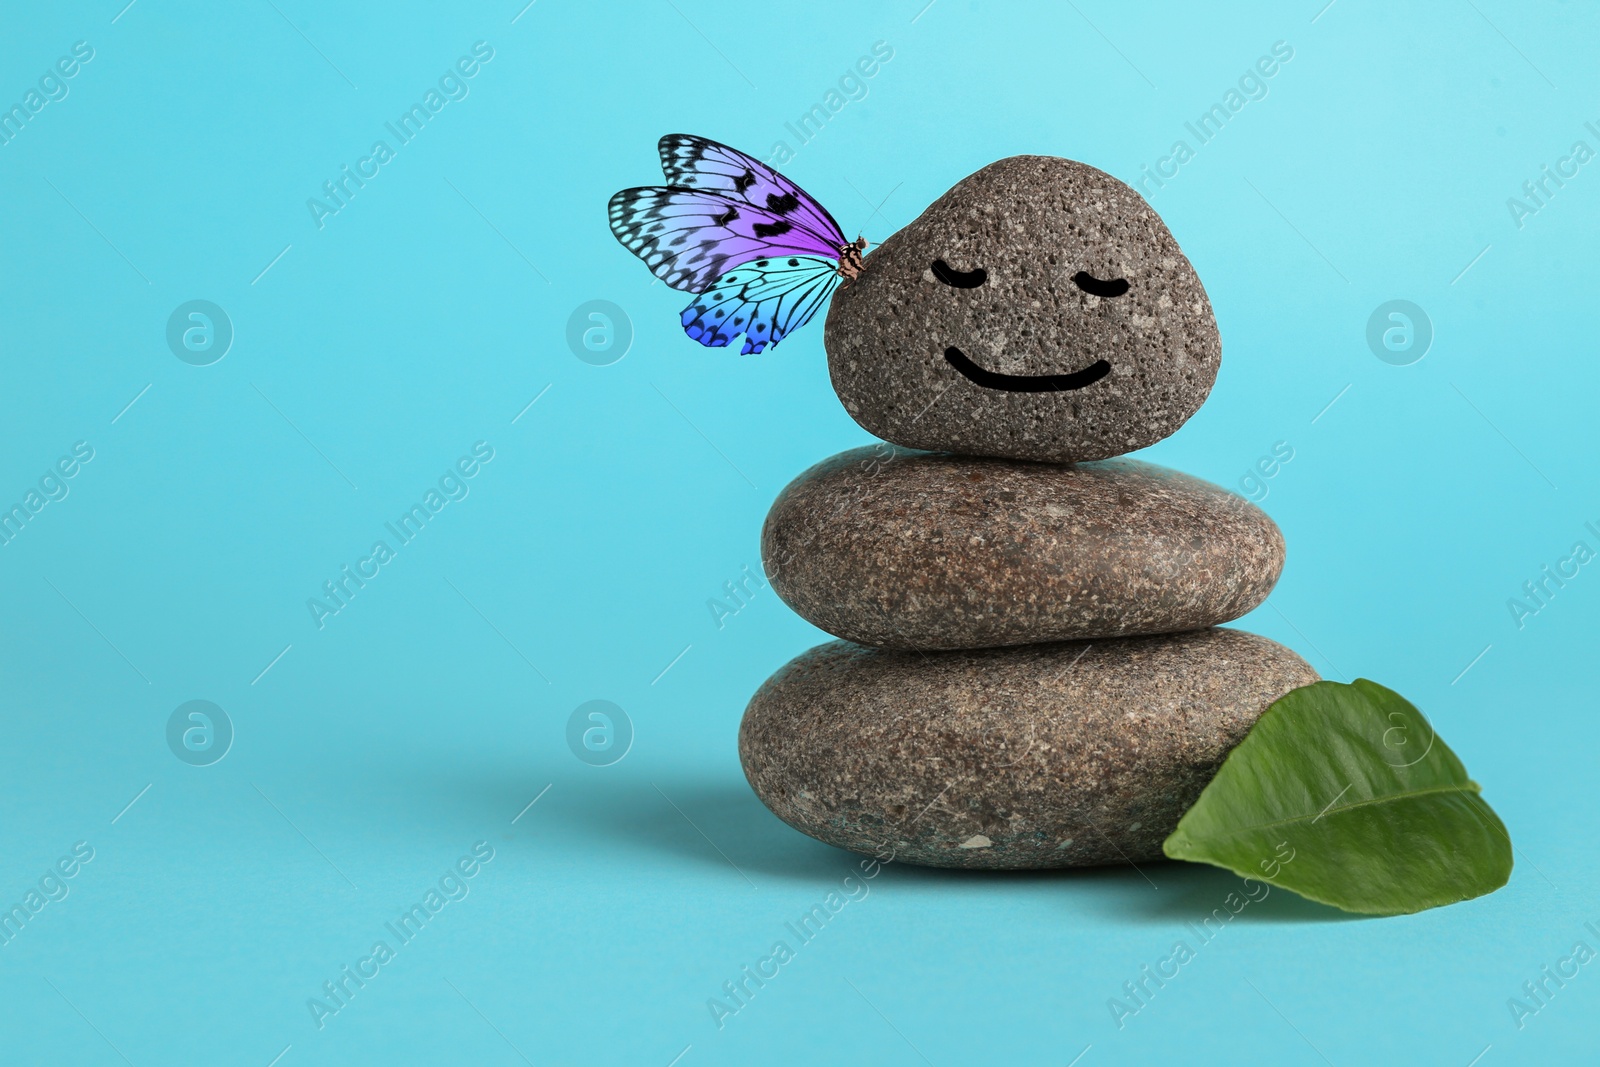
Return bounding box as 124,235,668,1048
679,256,840,355
657,134,847,251
609,185,841,293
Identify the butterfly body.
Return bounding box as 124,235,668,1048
609,134,867,354
836,236,870,283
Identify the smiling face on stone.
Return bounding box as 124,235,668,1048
825,155,1221,464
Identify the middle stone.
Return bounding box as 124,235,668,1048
763,446,1285,650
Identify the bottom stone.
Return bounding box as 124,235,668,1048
739,628,1317,870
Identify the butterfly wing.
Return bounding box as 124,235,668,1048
657,134,847,251
609,186,842,293
679,256,840,355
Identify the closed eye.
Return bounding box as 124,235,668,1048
1073,271,1130,298
931,259,987,288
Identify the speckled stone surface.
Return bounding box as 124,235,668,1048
739,628,1317,870
763,446,1284,650
826,155,1220,463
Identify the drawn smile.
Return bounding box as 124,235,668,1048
943,346,1111,393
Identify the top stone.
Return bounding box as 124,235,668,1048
826,156,1220,463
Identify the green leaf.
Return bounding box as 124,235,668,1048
1163,679,1513,916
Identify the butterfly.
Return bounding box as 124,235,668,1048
609,134,868,355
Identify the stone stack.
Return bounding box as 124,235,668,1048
738,156,1317,869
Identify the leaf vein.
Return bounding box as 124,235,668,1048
1181,782,1485,842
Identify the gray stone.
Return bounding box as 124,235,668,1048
738,629,1317,870
826,155,1220,463
764,446,1284,649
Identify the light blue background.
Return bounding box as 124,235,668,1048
1,0,1595,1063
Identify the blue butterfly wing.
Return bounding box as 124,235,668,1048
656,134,847,251
609,186,841,293
680,256,840,355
